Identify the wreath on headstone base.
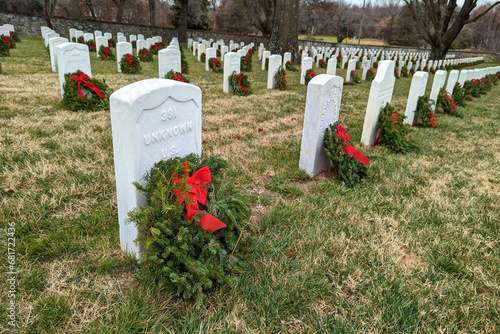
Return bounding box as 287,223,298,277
138,48,154,62
62,70,111,111
394,66,400,79
1,34,15,49
415,95,437,128
305,69,316,84
86,40,96,52
367,68,375,81
401,65,409,77
11,31,21,43
376,103,413,153
180,47,189,73
108,39,115,47
241,55,252,72
228,71,252,96
452,82,466,107
265,58,269,70
275,66,287,90
120,53,141,74
98,45,115,60
128,154,252,301
208,57,223,73
319,59,327,68
285,60,298,71
323,122,370,188
0,36,10,57
351,70,361,84
437,88,462,117
150,42,165,55
165,70,190,83
77,36,85,44
200,52,206,62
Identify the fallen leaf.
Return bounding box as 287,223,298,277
291,118,296,121
400,251,424,267
258,128,263,133
4,188,14,193
288,250,297,258
202,140,208,145
93,128,100,132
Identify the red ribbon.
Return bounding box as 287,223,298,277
336,126,370,166
91,43,96,49
103,47,109,59
172,162,227,232
152,44,157,53
238,75,249,92
9,31,13,37
211,58,218,69
173,73,184,82
452,103,456,112
2,36,10,47
125,53,133,70
71,72,105,100
309,70,316,77
429,113,437,127
109,39,113,47
141,49,148,59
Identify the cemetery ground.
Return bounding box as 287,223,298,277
0,35,499,333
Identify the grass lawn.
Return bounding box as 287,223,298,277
298,35,386,46
0,35,499,333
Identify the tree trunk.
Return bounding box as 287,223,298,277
149,0,156,26
116,0,127,23
43,0,57,29
178,0,189,43
269,0,300,59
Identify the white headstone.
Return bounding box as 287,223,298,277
327,58,337,75
45,32,59,47
158,48,181,78
94,30,103,39
104,32,112,40
49,37,69,72
130,34,137,42
221,45,228,61
360,60,396,146
116,41,133,72
84,33,94,42
429,70,447,110
346,59,357,82
283,52,291,67
137,34,144,40
445,70,460,96
69,28,77,42
299,74,344,176
404,71,429,125
136,40,148,56
110,79,202,258
117,32,124,38
262,50,271,70
118,36,127,43
197,43,206,62
205,47,217,71
267,55,283,89
362,59,371,80
300,57,314,85
56,42,91,98
96,36,108,58
223,52,241,93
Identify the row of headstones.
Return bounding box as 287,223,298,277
0,23,14,37
108,60,499,258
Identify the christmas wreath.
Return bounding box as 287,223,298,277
367,68,375,81
1,34,15,49
0,35,10,57
373,61,378,69
401,65,409,77
120,53,141,74
108,39,115,47
200,52,206,62
394,66,400,79
437,88,461,117
429,67,436,74
128,154,252,301
350,70,361,84
265,58,269,70
132,40,137,48
275,66,287,90
305,69,316,84
375,103,413,153
241,55,252,72
452,82,466,107
61,70,111,111
150,42,165,55
216,49,221,57
323,122,370,188
86,40,96,52
11,31,21,43
285,60,298,71
415,95,437,128
98,45,115,60
228,71,252,96
208,57,223,73
165,70,190,83
180,47,189,73
464,79,480,99
138,48,154,62
77,36,85,44
319,59,327,68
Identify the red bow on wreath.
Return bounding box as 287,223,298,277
172,162,227,232
141,49,148,58
336,126,370,166
109,40,113,47
9,31,13,37
71,72,105,101
125,53,133,70
238,75,248,92
173,73,184,82
282,72,287,87
152,44,157,53
103,47,109,60
2,36,10,47
211,58,218,68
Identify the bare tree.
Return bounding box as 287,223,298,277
269,0,300,58
178,0,189,43
149,0,156,25
43,0,59,28
110,0,128,23
241,0,275,36
403,0,500,59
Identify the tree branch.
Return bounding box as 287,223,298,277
464,1,500,23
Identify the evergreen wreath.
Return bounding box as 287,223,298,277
228,71,252,96
180,47,189,73
108,39,115,47
265,58,269,70
77,36,85,44
323,122,370,188
0,36,10,57
128,154,252,301
356,61,360,70
216,49,221,57
401,65,409,77
367,68,375,81
275,66,287,90
305,69,316,84
437,87,462,117
351,70,361,84
319,59,327,68
200,52,206,62
285,60,298,71
394,66,400,79
415,95,437,128
241,55,252,72
86,40,96,52
138,48,154,62
429,67,436,74
376,103,413,153
120,53,141,74
373,61,378,69
98,45,115,61
452,82,466,107
208,57,223,73
463,80,478,99
11,31,21,43
61,70,111,111
150,42,165,55
132,40,137,48
2,34,15,49
165,69,190,83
